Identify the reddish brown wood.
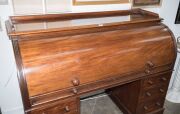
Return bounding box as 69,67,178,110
6,9,162,40
142,72,171,90
29,66,172,106
6,9,176,114
10,8,158,24
108,80,142,113
27,97,79,114
139,86,168,101
12,40,31,110
109,72,172,114
17,24,175,97
8,22,161,41
148,109,165,114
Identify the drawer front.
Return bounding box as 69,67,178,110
28,98,79,114
140,86,168,101
20,26,176,96
143,72,171,90
137,98,164,114
148,109,164,114
30,109,78,114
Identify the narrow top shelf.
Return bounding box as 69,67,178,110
6,9,162,40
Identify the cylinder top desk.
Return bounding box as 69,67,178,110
6,9,177,114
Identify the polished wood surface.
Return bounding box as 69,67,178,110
19,24,175,97
6,9,160,40
142,73,171,90
30,65,172,106
28,97,80,114
6,9,176,114
109,71,172,114
13,14,156,32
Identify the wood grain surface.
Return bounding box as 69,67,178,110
6,9,176,114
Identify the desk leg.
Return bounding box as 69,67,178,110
107,80,141,114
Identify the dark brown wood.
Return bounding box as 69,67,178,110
27,97,80,114
139,86,168,101
10,8,158,24
137,99,164,114
162,23,177,61
148,109,164,114
6,9,176,114
17,24,175,97
30,66,172,106
142,72,171,90
108,80,142,114
12,40,31,110
109,72,172,114
9,22,162,41
6,9,162,40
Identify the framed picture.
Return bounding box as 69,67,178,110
132,0,161,7
73,0,129,5
175,2,180,24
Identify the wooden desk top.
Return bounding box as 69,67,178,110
5,9,176,113
6,8,161,40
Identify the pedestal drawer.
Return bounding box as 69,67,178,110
30,109,78,114
140,85,168,101
148,109,164,114
143,72,171,90
137,98,164,114
28,97,79,114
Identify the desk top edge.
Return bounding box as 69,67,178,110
6,8,161,40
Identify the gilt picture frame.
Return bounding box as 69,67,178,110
73,0,129,5
132,0,161,7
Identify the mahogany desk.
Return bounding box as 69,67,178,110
6,9,177,114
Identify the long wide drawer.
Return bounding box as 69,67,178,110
30,68,172,106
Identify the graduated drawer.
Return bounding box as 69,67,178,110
148,109,164,114
27,97,79,114
140,85,168,102
142,72,171,90
137,98,164,114
30,109,78,114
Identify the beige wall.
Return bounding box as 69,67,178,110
13,0,72,15
12,0,132,15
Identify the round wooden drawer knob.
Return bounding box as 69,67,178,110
148,80,153,85
72,88,78,94
146,92,152,97
145,69,151,74
160,89,165,93
143,106,148,110
156,102,161,106
72,78,80,86
147,61,154,68
161,77,167,81
65,106,70,112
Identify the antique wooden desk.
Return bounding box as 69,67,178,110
6,9,177,114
